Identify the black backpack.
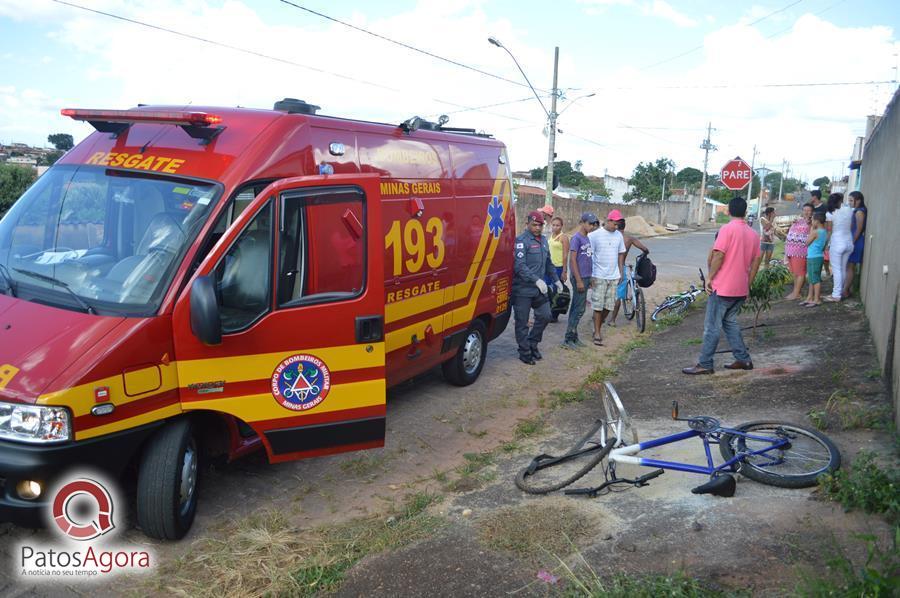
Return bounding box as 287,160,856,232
635,254,657,288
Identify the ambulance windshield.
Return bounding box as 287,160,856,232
0,165,221,316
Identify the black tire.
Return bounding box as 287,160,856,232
635,287,646,333
719,421,841,488
442,319,487,386
516,427,616,495
651,298,690,322
623,281,635,320
136,418,200,540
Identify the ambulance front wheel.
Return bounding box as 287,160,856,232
136,418,199,540
442,320,487,386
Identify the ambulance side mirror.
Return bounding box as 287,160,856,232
190,275,222,346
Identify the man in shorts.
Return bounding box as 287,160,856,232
588,210,626,346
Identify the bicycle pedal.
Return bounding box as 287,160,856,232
691,474,736,497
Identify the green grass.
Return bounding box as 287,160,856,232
477,504,593,559
865,368,882,380
585,366,618,385
818,451,899,523
149,492,445,597
653,312,684,331
557,565,740,597
808,391,892,431
514,416,546,439
715,212,729,224
795,530,899,597
682,337,702,346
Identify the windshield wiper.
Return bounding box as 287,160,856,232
12,268,96,315
0,264,15,297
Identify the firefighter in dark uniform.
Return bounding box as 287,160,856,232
512,210,562,365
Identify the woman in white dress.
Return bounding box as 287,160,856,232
824,192,854,302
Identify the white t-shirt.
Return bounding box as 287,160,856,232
826,204,854,244
588,227,626,280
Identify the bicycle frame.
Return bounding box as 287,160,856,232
609,428,790,476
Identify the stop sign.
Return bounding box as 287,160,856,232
720,158,753,191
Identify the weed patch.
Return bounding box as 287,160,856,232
515,416,546,439
795,530,899,597
818,451,899,523
477,503,593,559
148,493,444,597
654,312,684,331
682,337,702,346
808,391,891,431
865,368,882,380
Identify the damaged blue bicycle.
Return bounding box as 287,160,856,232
515,382,841,497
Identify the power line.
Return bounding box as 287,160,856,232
591,79,894,92
639,0,806,70
49,0,532,125
277,0,545,92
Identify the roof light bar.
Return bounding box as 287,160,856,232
61,108,225,144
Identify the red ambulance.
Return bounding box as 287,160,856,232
0,99,515,538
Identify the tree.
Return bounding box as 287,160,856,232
39,151,64,166
0,164,37,214
627,157,675,202
743,263,792,336
47,133,74,151
529,161,587,187
675,167,703,187
812,176,831,193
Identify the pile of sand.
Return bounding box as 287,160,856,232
625,215,657,237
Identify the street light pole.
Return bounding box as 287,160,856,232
488,37,558,208
545,47,559,208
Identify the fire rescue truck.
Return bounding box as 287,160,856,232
0,99,515,539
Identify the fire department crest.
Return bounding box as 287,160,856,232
271,354,332,411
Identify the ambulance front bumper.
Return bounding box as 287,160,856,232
0,422,162,527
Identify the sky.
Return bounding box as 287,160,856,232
1,0,899,183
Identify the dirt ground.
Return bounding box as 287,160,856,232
1,248,896,596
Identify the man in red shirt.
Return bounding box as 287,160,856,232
683,197,762,375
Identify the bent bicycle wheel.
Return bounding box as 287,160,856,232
719,422,841,488
515,426,615,495
650,298,690,322
634,287,646,333
623,281,635,320
602,381,639,447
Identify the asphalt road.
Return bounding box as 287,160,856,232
640,228,718,284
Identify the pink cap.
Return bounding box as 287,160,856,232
539,205,555,216
607,209,623,221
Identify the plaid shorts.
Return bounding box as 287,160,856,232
591,278,618,311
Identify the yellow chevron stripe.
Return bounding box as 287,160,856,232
181,379,385,423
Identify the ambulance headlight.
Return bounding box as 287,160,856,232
0,402,71,443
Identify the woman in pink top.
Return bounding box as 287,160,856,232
784,203,812,300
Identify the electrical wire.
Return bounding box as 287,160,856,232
48,0,534,125
276,0,546,92
639,0,806,70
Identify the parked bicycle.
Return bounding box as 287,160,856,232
515,382,841,497
650,269,706,322
620,254,648,333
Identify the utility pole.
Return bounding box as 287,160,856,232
746,145,758,211
777,158,786,202
697,122,716,224
545,47,559,208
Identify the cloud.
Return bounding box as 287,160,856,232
643,0,697,28
0,2,896,182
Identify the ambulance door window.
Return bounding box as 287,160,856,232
213,202,273,333
278,187,365,307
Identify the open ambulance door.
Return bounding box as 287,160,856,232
173,174,386,464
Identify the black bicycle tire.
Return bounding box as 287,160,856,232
719,421,841,488
624,280,636,320
651,298,690,322
635,287,646,333
515,437,616,495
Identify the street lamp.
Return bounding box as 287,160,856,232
557,92,595,116
489,37,559,208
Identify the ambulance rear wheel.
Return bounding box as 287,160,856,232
443,320,487,386
136,418,199,540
